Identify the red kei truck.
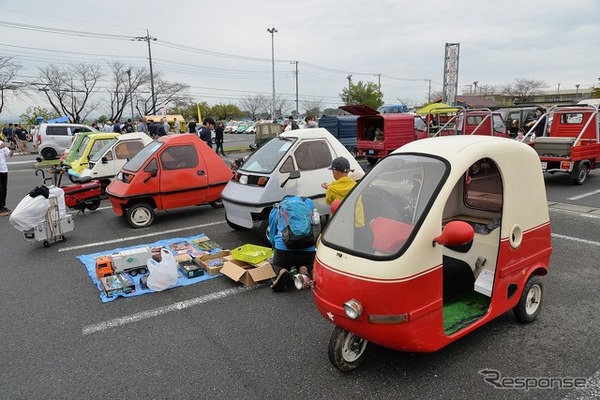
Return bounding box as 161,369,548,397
339,105,428,165
106,134,232,228
312,136,552,371
431,108,507,138
527,105,600,184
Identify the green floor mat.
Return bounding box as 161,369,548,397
443,291,490,335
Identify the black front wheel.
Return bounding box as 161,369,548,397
86,199,101,211
328,326,369,372
209,198,224,208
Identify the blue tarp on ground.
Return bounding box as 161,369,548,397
77,234,222,303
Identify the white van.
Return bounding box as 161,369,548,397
221,128,364,242
36,123,98,160
79,132,154,188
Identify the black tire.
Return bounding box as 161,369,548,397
41,148,57,160
328,326,368,372
209,198,224,208
43,240,49,247
350,147,358,159
572,164,589,185
226,217,247,231
367,157,378,165
258,218,271,246
513,275,544,323
125,203,155,228
86,199,101,211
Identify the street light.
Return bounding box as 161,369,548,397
346,75,352,104
267,27,278,120
575,84,580,100
473,81,479,94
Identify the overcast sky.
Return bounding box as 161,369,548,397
1,0,599,117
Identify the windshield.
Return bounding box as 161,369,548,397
123,141,163,172
90,139,117,162
76,136,91,158
322,154,448,258
241,136,296,173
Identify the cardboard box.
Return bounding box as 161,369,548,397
195,250,231,276
220,255,275,286
175,254,204,279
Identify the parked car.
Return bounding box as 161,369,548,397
36,123,98,160
106,134,232,228
222,127,364,243
79,132,154,190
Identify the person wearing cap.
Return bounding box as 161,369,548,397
321,156,356,205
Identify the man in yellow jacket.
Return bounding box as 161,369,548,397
321,156,356,205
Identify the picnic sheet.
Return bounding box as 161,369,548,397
77,234,222,303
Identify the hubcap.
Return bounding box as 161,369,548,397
525,284,542,315
342,334,367,362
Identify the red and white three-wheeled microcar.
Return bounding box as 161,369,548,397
312,135,553,371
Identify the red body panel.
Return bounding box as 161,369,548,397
312,223,551,353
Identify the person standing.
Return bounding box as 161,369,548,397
162,118,170,134
198,117,215,149
173,118,181,134
214,121,225,156
137,118,149,135
525,107,547,138
113,120,121,133
187,118,197,133
0,140,14,216
304,115,318,128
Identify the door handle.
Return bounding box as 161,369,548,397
197,170,206,176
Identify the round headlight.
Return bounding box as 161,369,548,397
343,299,363,320
239,175,248,185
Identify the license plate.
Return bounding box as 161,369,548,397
367,150,375,155
540,162,547,171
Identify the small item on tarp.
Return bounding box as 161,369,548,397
146,248,179,291
100,274,136,297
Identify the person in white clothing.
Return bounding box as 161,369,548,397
0,140,14,216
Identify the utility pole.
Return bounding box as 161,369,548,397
132,30,157,114
425,79,432,102
267,27,278,120
374,73,381,97
126,69,134,121
291,61,299,116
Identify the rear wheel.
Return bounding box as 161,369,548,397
125,203,155,228
41,148,57,160
572,164,589,185
328,326,369,372
513,275,544,323
367,157,378,165
86,199,101,211
258,218,271,246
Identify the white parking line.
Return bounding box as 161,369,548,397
567,189,600,201
58,221,225,252
82,285,259,335
552,233,600,247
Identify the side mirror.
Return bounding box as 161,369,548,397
433,221,474,247
280,170,301,188
143,164,158,183
101,156,108,164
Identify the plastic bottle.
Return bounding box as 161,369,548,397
311,208,320,225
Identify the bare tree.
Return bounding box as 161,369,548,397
0,56,23,115
104,61,149,122
133,73,190,116
274,95,292,118
301,98,324,116
38,63,103,123
239,94,267,120
500,78,548,104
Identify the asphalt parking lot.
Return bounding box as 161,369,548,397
1,149,599,400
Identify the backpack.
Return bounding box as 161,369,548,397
277,197,315,249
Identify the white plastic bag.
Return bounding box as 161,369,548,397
146,249,179,291
9,194,49,232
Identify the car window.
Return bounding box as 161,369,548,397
464,158,503,212
160,145,198,170
90,139,114,158
115,141,145,160
77,136,91,158
46,126,69,136
294,140,332,171
123,141,163,172
242,136,297,174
